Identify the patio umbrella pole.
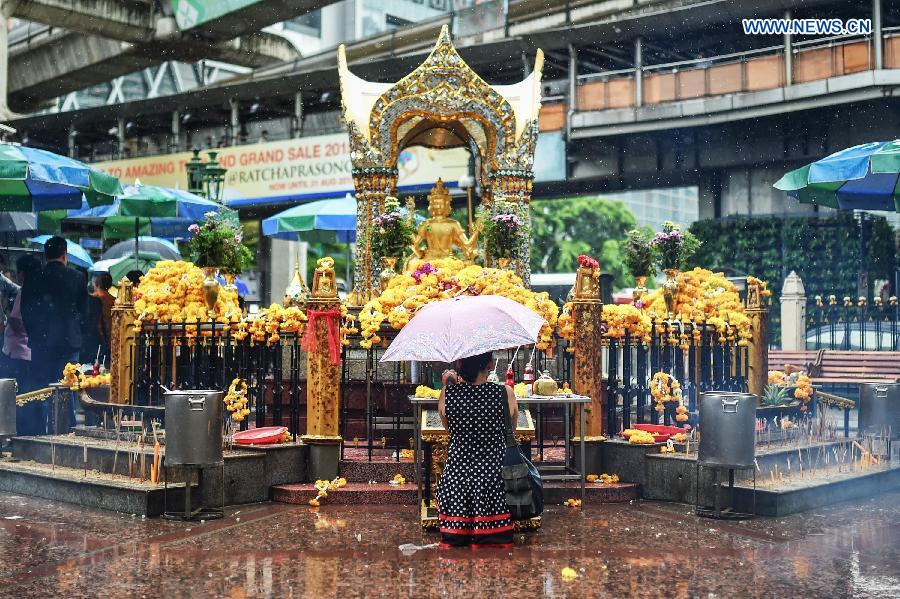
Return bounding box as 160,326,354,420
134,218,139,271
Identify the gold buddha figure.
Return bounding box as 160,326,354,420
410,179,479,261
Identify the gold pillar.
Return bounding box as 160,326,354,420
110,278,137,405
490,172,533,283
572,263,604,437
302,258,342,443
349,169,397,305
745,278,769,398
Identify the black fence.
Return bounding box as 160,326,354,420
807,296,900,351
603,322,748,436
133,317,747,457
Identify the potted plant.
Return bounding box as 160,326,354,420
624,229,653,303
186,211,253,313
371,196,414,290
650,221,699,317
481,199,523,268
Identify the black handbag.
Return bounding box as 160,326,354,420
501,400,543,520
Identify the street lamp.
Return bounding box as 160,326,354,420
204,151,227,204
186,149,206,195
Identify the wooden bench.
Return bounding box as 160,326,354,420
768,350,900,385
768,350,900,437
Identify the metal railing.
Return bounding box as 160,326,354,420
575,29,899,111
132,314,748,458
806,295,900,351
603,322,748,436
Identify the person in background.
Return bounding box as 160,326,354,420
92,273,115,363
125,270,143,288
3,255,42,434
0,255,19,333
81,286,103,366
22,236,88,431
1,255,39,383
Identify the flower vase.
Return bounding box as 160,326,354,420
379,257,398,292
662,268,679,318
202,266,220,317
497,257,511,270
633,275,648,303
222,272,238,293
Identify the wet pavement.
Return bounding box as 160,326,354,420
0,490,898,598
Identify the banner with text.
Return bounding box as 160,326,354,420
94,131,564,208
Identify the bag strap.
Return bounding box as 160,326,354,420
502,388,517,448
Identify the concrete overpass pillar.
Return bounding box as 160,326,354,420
567,44,577,140
171,110,181,152
117,116,125,159
229,97,240,147
698,171,721,220
634,37,643,108
293,91,304,138
783,11,793,86
68,124,77,158
0,1,20,121
873,0,883,70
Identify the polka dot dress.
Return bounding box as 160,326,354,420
437,382,513,546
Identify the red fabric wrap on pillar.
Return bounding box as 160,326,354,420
302,308,342,365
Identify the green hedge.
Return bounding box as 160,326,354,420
688,213,897,345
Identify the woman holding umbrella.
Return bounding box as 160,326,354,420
381,294,547,548
437,352,517,548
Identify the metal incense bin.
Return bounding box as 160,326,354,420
0,379,17,448
163,389,225,521
858,383,900,459
695,391,756,520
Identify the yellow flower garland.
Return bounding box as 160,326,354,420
358,258,559,350
133,261,242,332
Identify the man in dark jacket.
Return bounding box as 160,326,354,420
22,237,88,430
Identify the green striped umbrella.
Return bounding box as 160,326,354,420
0,142,121,211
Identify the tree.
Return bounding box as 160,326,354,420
530,196,638,289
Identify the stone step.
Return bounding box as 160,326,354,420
10,435,263,482
0,458,191,517
9,435,309,506
731,462,900,517
338,459,415,483
272,482,417,505
271,481,639,506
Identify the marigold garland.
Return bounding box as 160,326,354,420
642,268,752,344
224,378,250,422
133,260,242,332
358,258,558,350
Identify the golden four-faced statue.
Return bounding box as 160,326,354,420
311,257,338,299
409,179,480,262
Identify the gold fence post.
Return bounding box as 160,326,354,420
572,263,603,437
745,278,769,398
110,278,136,405
301,258,343,480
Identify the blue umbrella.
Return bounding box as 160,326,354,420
0,142,121,211
30,234,94,269
261,194,357,242
59,184,226,240
102,236,181,261
774,141,900,211
263,195,359,284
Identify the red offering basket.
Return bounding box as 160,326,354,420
233,426,287,445
622,424,691,443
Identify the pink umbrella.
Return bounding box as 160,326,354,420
379,295,546,363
